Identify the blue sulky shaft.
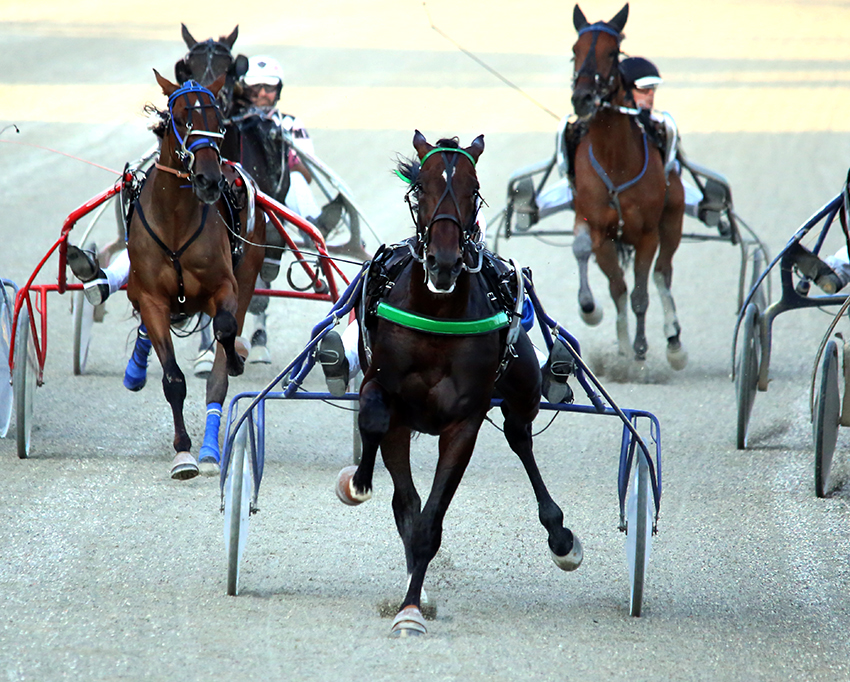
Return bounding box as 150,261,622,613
220,262,663,530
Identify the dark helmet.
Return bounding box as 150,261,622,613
620,57,663,90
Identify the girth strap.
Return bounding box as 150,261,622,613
588,129,649,231
134,199,210,315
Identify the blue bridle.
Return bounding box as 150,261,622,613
167,80,225,174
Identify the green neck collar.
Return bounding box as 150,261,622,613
376,302,508,335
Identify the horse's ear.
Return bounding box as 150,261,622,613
466,134,485,163
208,73,227,97
608,3,629,33
174,59,191,85
181,23,197,49
232,54,249,79
222,25,238,49
154,68,179,98
573,4,589,31
413,130,432,159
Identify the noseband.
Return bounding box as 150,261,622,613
166,81,225,178
572,23,622,113
404,146,483,272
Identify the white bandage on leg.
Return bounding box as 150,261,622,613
342,320,361,376
106,249,131,295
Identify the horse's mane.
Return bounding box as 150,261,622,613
395,136,462,184
144,103,169,138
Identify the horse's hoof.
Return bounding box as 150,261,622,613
193,349,215,378
580,306,603,327
248,343,271,364
550,534,583,572
234,336,250,361
666,341,688,370
198,457,221,477
389,606,427,638
170,451,199,480
335,465,371,505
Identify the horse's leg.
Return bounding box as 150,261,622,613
573,221,603,326
138,297,198,480
335,378,389,505
630,237,659,362
593,237,630,355
497,332,583,571
196,283,245,475
390,418,482,637
655,186,688,370
247,276,271,365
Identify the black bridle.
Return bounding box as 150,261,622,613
183,40,233,93
571,22,623,114
404,146,483,269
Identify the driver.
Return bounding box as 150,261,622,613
66,54,343,362
546,56,730,234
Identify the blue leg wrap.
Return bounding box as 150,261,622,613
198,402,223,464
123,324,152,392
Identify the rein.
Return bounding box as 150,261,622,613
155,162,190,180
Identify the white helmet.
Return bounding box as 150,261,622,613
243,55,284,88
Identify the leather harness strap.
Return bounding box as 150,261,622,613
133,199,210,316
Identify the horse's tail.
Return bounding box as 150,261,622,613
616,239,634,267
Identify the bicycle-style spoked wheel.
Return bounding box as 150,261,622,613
814,339,840,498
626,454,653,617
736,303,761,449
0,282,14,437
224,420,254,595
14,306,37,459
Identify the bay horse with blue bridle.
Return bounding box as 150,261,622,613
570,3,687,368
127,71,264,479
335,131,582,636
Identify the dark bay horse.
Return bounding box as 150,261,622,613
335,131,582,636
127,71,264,479
570,3,688,369
175,24,247,119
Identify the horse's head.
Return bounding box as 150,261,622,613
154,69,226,204
402,130,485,294
571,3,628,119
174,24,248,115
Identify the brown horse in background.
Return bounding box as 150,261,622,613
127,71,264,479
570,3,687,368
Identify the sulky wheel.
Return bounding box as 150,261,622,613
814,339,840,498
736,302,761,449
13,306,37,459
71,241,98,375
750,247,768,313
0,282,13,438
224,421,253,596
626,454,653,617
72,289,96,375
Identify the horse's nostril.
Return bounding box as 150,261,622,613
426,254,437,270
